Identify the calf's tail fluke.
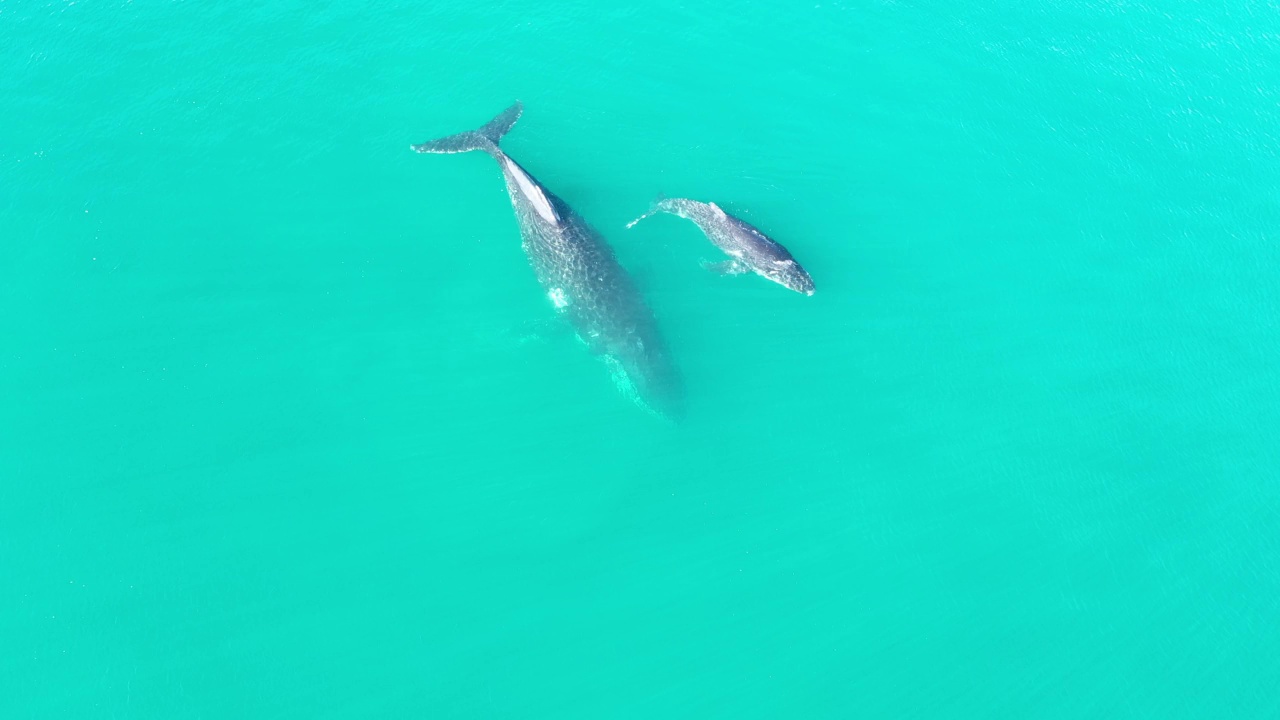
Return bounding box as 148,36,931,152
625,193,669,229
410,101,522,155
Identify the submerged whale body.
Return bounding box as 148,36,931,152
412,103,683,419
628,197,815,296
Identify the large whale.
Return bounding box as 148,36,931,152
412,103,683,419
627,197,815,296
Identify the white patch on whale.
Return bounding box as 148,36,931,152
502,156,558,225
709,202,728,219
548,287,569,308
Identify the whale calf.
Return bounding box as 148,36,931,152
412,103,683,419
627,198,815,296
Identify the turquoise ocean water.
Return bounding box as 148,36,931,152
4,1,1279,717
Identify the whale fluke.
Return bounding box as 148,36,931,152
411,101,522,155
624,194,673,229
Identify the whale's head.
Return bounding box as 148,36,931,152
765,259,816,296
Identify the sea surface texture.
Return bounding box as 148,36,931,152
3,1,1278,717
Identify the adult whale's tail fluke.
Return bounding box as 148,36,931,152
411,102,523,155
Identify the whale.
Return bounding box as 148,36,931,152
627,197,815,296
412,103,683,419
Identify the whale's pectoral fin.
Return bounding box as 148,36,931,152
512,318,571,346
576,330,610,355
703,260,749,276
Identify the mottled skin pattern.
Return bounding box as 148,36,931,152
412,104,682,419
499,158,682,418
628,198,815,296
